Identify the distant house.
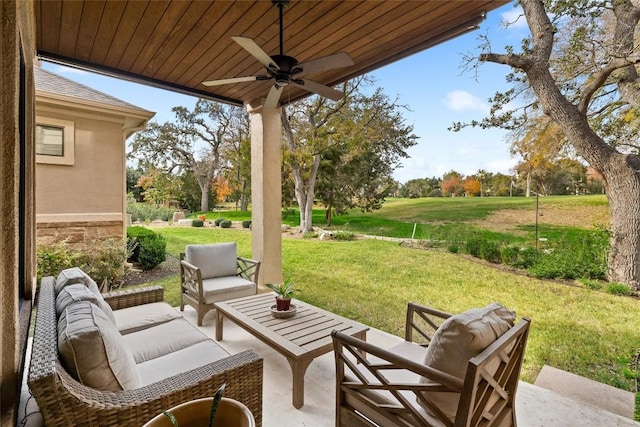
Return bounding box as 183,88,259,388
34,66,155,246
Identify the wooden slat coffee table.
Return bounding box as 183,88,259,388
214,293,369,408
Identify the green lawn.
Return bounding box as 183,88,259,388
198,195,608,241
148,225,640,393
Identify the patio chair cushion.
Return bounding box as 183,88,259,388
418,302,516,422
137,340,231,386
55,284,99,317
200,276,256,304
113,301,183,334
55,267,116,325
58,301,141,391
122,318,211,364
185,242,237,280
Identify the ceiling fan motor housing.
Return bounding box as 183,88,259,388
270,54,301,85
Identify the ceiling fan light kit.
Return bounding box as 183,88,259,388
202,0,354,108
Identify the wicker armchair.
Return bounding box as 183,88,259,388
28,277,264,427
332,302,531,427
180,242,260,325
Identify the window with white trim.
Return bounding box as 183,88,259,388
35,117,74,165
36,124,64,156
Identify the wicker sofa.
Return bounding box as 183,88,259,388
28,269,263,426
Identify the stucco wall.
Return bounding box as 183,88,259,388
1,1,36,425
35,104,127,245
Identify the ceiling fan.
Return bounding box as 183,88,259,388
202,0,354,109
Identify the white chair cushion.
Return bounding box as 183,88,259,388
137,340,230,386
113,302,183,334
55,284,99,317
57,301,141,391
185,243,237,279
201,276,256,304
122,318,210,364
418,302,516,422
55,267,116,325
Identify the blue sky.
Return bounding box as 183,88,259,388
41,2,527,184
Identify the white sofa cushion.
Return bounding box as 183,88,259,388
185,243,237,279
57,301,141,391
418,302,515,423
55,267,116,324
113,302,183,334
55,284,99,317
122,318,210,364
200,276,256,304
137,340,231,386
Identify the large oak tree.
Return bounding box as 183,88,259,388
130,100,246,212
460,0,640,288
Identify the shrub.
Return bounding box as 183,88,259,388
605,283,633,296
501,245,538,269
333,231,355,241
302,232,318,239
447,244,459,253
137,233,167,271
126,226,156,261
127,199,174,222
82,238,128,290
478,241,501,263
36,238,127,290
126,226,166,271
528,231,607,280
192,219,204,227
242,220,252,229
427,189,443,197
219,220,232,228
214,218,227,226
37,239,84,280
465,238,483,258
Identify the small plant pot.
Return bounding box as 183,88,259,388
275,297,292,311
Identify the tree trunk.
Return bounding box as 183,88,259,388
240,179,248,212
603,156,640,289
325,203,332,226
291,154,321,233
200,187,209,212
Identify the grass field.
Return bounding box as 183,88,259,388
200,194,610,239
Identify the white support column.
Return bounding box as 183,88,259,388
247,101,283,286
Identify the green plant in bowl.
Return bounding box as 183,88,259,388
266,277,298,311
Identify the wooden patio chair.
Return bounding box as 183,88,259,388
180,242,260,325
332,302,531,427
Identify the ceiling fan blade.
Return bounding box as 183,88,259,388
296,52,354,76
264,85,283,109
294,79,344,101
202,76,259,87
231,36,279,70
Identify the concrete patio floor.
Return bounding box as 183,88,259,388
181,306,639,427
20,304,640,426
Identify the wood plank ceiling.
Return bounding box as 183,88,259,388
35,0,510,107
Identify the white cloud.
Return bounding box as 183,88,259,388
501,7,528,30
443,90,489,114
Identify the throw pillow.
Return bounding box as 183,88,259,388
418,302,516,423
55,284,99,317
55,267,116,324
58,301,141,391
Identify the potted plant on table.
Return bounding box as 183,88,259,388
266,277,297,311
